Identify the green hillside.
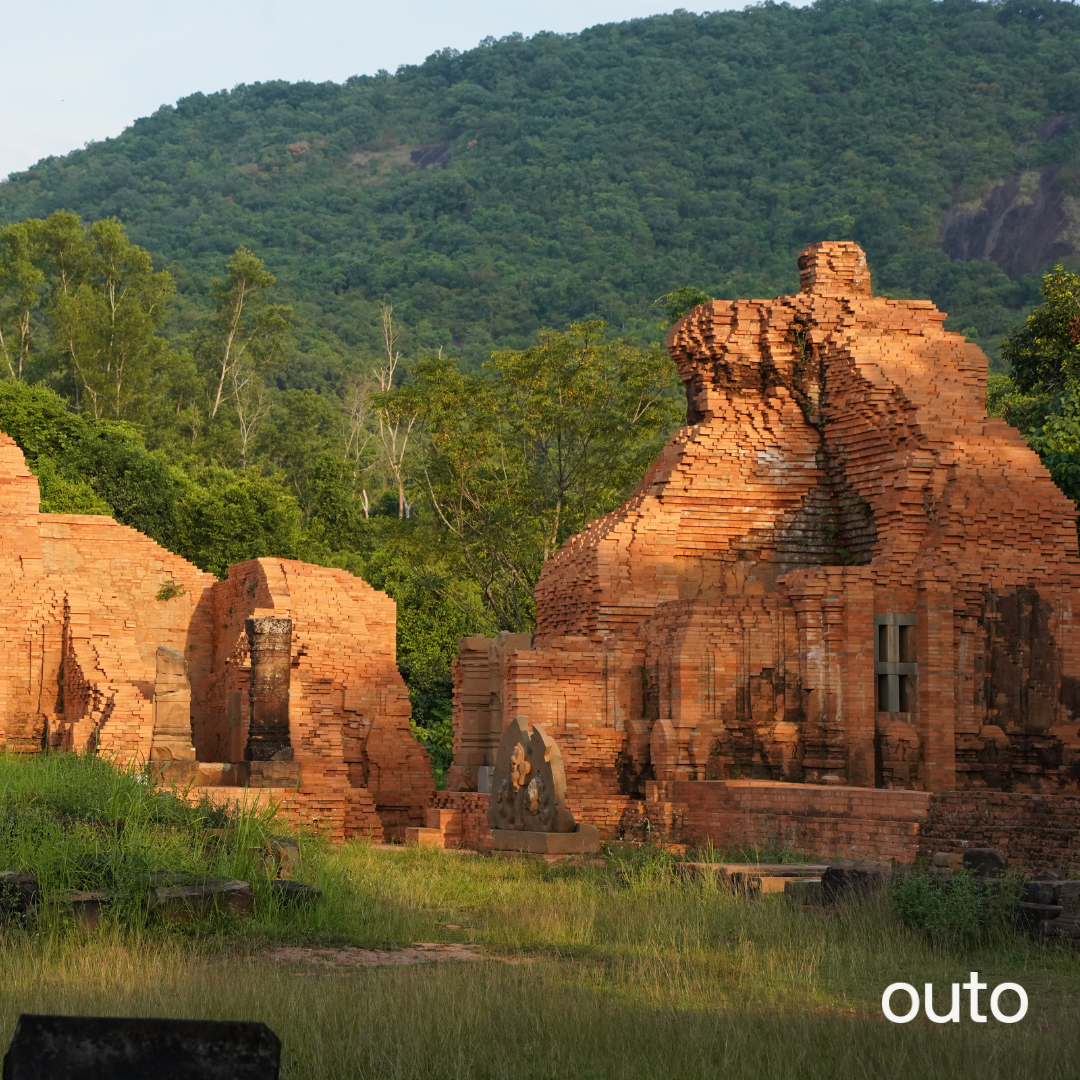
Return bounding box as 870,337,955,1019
4,0,1080,376
4,0,1080,772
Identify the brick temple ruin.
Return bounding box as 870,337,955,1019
0,435,431,841
434,240,1080,867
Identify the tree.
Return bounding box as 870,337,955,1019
342,374,379,517
489,320,681,558
390,320,681,631
387,357,537,630
1000,265,1080,395
654,286,713,328
371,305,417,518
994,266,1080,510
49,218,176,420
202,247,292,422
0,221,45,380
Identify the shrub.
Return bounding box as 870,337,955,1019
890,868,1022,945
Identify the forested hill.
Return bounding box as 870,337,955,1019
4,0,1080,375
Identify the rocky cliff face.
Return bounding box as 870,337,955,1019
941,115,1077,279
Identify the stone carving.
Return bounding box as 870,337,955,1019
245,616,293,762
488,715,576,833
150,646,194,763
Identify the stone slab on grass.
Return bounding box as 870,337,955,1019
2,1013,280,1079
150,880,254,922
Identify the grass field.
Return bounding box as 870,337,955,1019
2,754,1080,1078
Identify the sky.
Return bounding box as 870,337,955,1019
0,0,786,181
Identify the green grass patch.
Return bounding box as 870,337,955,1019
1,753,1079,1077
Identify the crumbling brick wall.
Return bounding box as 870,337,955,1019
0,433,431,838
920,790,1080,871
448,240,1080,814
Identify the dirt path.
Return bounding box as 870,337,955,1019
269,943,531,969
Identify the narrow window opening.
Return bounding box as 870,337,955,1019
898,673,913,712
899,624,915,664
874,614,917,714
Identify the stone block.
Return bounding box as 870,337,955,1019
674,862,731,888
0,872,39,920
1018,901,1062,934
784,878,823,904
821,864,890,902
423,808,458,830
404,827,445,848
758,876,791,895
269,881,321,907
963,848,1007,877
54,891,113,930
149,880,254,922
491,823,601,854
1055,881,1080,937
1022,881,1056,906
267,837,301,878
932,851,964,871
2,1013,280,1079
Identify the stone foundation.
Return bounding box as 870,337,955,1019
430,781,1080,870
920,790,1080,872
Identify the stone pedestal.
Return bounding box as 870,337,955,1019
245,616,292,762
491,824,600,854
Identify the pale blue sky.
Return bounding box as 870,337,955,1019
1,0,804,180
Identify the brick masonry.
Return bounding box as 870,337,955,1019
0,436,432,841
444,240,1080,863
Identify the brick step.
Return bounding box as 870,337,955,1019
404,827,445,848
424,808,460,830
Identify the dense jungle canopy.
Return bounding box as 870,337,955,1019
3,0,1080,772
4,0,1080,368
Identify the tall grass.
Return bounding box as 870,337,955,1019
0,751,292,925
1,754,1079,1077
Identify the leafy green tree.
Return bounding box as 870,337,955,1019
175,465,306,577
390,321,680,630
654,287,713,328
1001,266,1080,395
489,320,680,555
994,266,1080,508
0,221,45,380
49,218,176,420
0,379,307,577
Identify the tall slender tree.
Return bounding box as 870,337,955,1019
203,247,292,421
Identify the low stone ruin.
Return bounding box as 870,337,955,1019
0,436,432,840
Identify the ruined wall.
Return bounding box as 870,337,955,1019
920,790,1080,871
656,779,930,864
0,432,217,761
0,433,431,838
448,240,1080,812
447,632,532,792
194,557,431,837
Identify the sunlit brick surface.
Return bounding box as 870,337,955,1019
449,242,1080,850
0,442,431,841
